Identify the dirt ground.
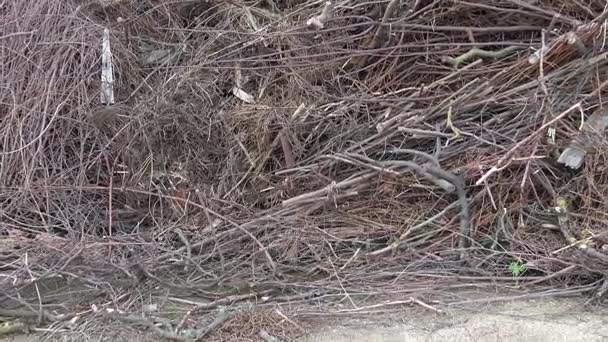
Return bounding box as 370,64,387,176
2,297,606,341
298,297,608,342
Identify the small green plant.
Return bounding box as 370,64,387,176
509,261,526,277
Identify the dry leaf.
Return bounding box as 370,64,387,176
232,87,255,103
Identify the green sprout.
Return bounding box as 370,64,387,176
509,261,526,277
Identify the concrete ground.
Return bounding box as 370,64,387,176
298,297,608,342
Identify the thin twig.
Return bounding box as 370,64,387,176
194,309,234,341
369,201,460,256
476,102,582,185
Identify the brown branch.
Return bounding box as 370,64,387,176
356,0,400,67
99,310,187,341
171,290,272,314
423,165,471,258
279,130,296,169
194,309,234,341
0,308,71,323
477,102,582,184
370,0,400,50
369,201,460,256
175,292,270,336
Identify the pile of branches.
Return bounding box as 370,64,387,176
2,0,608,340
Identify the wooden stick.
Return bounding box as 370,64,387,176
476,102,582,185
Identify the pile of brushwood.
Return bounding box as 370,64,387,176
2,0,608,340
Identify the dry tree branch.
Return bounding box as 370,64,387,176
99,309,187,341
5,2,608,338
0,296,75,325
369,201,460,256
565,32,588,56
476,102,583,185
558,106,608,169
173,291,272,337
366,152,470,258
170,291,273,314
307,1,333,30
385,160,456,193
510,0,581,27
355,0,400,68
441,46,523,68
423,165,471,259
0,31,37,40
0,320,28,336
281,172,377,207
193,309,235,341
102,187,278,273
370,0,401,49
445,286,594,306
333,296,442,313
259,329,281,342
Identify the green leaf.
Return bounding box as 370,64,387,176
509,261,526,277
